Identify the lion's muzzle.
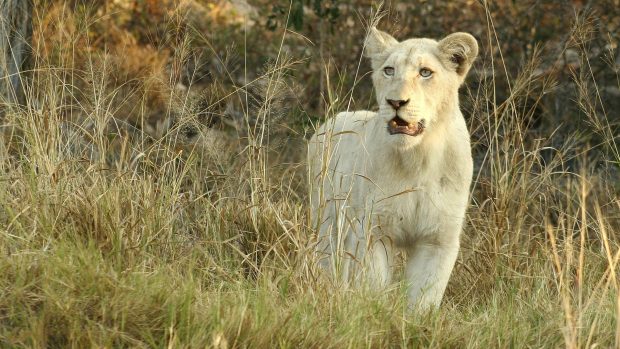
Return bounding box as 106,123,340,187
387,115,425,136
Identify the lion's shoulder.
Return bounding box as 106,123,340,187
308,110,379,167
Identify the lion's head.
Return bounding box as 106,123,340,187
364,28,478,148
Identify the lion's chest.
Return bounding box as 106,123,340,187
364,181,440,240
351,162,464,245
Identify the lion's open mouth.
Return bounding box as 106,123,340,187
387,115,425,136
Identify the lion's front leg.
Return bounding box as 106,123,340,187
404,237,460,309
316,213,395,289
333,219,393,289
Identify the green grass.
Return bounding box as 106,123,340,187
0,1,619,348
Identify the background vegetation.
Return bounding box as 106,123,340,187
0,0,619,347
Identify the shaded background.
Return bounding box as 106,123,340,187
33,0,620,138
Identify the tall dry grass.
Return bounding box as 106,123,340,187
0,1,618,348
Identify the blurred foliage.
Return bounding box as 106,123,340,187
31,0,619,148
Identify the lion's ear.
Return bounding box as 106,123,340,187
364,28,398,69
438,32,478,78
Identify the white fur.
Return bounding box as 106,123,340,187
308,28,478,309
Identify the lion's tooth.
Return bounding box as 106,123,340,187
390,120,397,127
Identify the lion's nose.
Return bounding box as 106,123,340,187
386,99,410,110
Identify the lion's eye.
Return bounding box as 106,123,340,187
383,67,395,76
419,68,433,78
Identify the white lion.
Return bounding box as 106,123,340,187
308,28,478,309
